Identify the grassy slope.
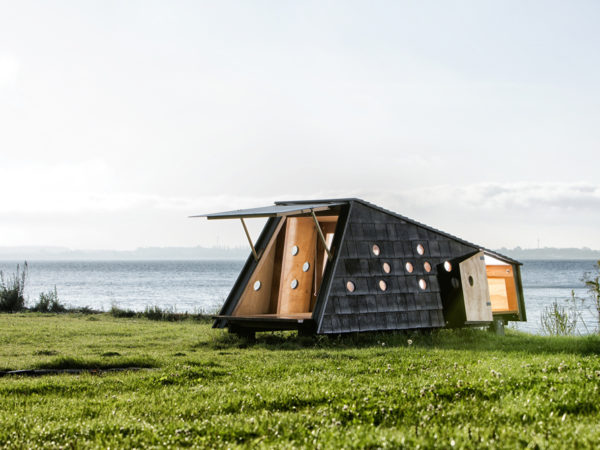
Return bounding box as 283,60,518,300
0,314,599,449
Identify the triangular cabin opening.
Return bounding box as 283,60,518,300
231,213,339,319
190,201,346,331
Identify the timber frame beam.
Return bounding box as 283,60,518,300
240,218,260,261
311,210,333,261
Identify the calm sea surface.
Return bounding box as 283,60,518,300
0,259,598,335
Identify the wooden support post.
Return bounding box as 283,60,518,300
489,319,505,336
311,210,332,261
240,218,259,261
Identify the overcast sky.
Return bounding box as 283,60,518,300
1,1,599,251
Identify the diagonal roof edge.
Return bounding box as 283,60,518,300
275,198,521,265
191,202,344,220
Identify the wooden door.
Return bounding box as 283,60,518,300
459,252,493,322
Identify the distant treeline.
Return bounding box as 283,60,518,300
496,247,600,260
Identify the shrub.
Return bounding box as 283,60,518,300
540,295,578,336
109,304,137,318
69,306,101,314
108,303,213,322
144,305,166,321
32,286,66,313
0,262,28,312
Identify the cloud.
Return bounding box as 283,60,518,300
373,182,600,213
2,179,600,249
5,163,599,220
0,55,19,87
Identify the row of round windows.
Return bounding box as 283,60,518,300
250,242,454,293
379,260,452,275
253,245,308,291
372,243,426,257
346,277,428,293
345,258,454,293
254,278,303,291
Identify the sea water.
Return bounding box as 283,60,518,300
0,259,597,335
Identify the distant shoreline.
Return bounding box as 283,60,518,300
496,247,600,260
0,246,598,261
0,246,248,261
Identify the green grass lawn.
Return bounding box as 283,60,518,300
0,314,599,449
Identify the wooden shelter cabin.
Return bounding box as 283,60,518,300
193,199,526,336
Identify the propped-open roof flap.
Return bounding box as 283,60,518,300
191,202,345,220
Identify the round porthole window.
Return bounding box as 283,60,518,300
291,279,299,289
346,281,355,292
372,244,381,256
291,245,299,256
302,262,310,272
405,262,414,273
424,261,432,273
253,281,261,291
416,244,425,255
379,280,387,291
444,261,452,272
419,279,427,290
382,262,391,274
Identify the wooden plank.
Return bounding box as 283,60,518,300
233,219,285,316
514,265,527,321
502,272,519,312
269,227,286,313
459,252,493,322
219,313,312,320
314,215,339,223
277,217,317,314
486,265,514,278
488,278,509,311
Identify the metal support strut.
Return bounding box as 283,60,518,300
311,210,333,261
240,218,259,261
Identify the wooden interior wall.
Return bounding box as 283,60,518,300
231,214,340,317
486,265,519,313
313,220,338,310
459,252,493,322
277,217,317,314
268,227,286,313
232,219,285,316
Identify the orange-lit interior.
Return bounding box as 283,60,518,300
486,265,519,313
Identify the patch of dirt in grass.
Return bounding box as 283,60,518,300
33,355,159,370
33,350,58,356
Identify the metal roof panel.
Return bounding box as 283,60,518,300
191,202,344,220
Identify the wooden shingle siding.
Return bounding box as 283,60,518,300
319,202,479,334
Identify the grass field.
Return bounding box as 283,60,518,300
0,314,599,448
